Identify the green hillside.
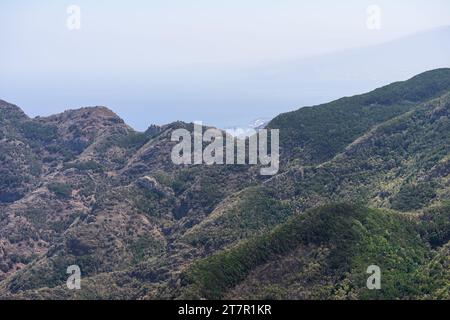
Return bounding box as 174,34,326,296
269,68,450,166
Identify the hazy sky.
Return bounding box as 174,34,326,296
2,1,450,129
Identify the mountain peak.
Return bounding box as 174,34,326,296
48,106,123,122
0,99,28,120
269,68,450,166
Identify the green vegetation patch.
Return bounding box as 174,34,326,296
20,121,58,142
48,182,73,199
64,160,104,173
180,203,428,299
391,182,437,212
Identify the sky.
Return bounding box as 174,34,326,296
1,0,450,130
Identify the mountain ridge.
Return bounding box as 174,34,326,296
0,68,449,299
269,68,450,166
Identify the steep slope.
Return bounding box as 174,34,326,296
416,243,450,300
1,69,450,300
0,100,39,203
266,89,450,213
169,204,429,300
0,104,257,295
416,203,450,299
177,89,450,258
269,68,450,166
0,105,143,282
